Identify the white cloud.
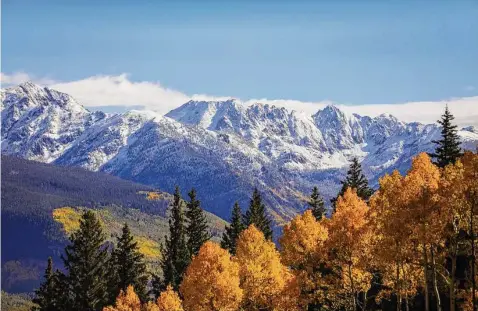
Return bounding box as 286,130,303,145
0,72,55,86
49,74,192,113
2,71,478,127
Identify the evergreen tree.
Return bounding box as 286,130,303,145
108,223,148,303
221,202,245,254
159,186,190,291
331,157,373,210
185,188,211,256
430,105,462,168
61,210,110,311
308,186,326,221
243,188,273,240
52,271,71,311
150,272,163,300
32,257,59,311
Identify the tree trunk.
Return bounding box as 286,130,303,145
405,294,410,311
472,201,476,311
423,244,430,311
396,263,401,311
348,263,357,311
450,253,456,311
431,246,442,311
361,291,367,311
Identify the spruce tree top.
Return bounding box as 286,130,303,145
243,188,273,240
110,223,148,302
32,257,57,311
186,188,210,256
430,105,462,168
331,157,373,209
61,210,110,310
221,201,245,254
159,185,190,291
308,186,326,220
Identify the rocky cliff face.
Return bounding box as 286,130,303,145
3,82,477,221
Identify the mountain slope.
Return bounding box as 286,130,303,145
1,156,226,293
2,82,478,223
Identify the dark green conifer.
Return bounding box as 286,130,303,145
243,188,273,240
159,186,190,291
430,105,462,168
32,257,59,311
221,202,245,254
61,210,110,311
108,223,148,303
331,157,373,210
185,188,211,256
308,186,326,220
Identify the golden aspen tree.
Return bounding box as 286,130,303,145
402,153,442,311
279,210,329,307
235,225,300,311
462,151,478,310
103,285,141,311
142,301,160,311
369,170,422,311
156,285,184,311
438,159,471,311
326,188,372,311
180,241,243,311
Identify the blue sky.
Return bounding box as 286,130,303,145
2,0,478,114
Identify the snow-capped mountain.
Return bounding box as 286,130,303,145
2,82,477,222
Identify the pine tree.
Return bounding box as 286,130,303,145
221,202,245,254
243,188,273,240
308,186,326,220
32,257,59,311
185,188,210,256
61,210,110,311
159,186,190,291
430,105,462,168
108,223,148,303
331,157,373,210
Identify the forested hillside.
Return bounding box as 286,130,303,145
1,156,226,293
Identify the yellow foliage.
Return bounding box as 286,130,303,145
52,207,83,234
403,152,442,245
103,285,141,311
135,236,161,259
156,285,183,311
236,225,300,311
146,192,162,201
53,207,161,259
142,301,159,311
327,188,373,307
279,209,328,268
180,241,242,311
279,210,330,308
369,170,422,301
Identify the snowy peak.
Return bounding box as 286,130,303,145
2,83,478,223
1,82,100,162
165,99,241,129
312,105,366,149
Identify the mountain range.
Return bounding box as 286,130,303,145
2,82,477,222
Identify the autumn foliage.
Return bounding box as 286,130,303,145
236,225,300,311
156,285,183,311
103,286,141,311
104,285,183,311
39,149,478,311
180,241,242,311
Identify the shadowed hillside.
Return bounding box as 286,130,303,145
1,156,226,293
